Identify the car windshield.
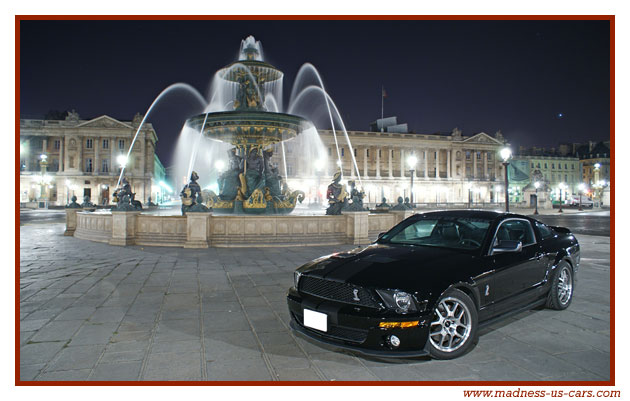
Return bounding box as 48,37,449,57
379,216,492,250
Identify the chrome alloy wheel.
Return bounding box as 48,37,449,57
557,266,573,305
429,297,472,353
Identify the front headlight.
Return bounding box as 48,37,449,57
376,289,418,313
294,271,302,289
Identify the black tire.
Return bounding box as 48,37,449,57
427,288,478,360
546,261,574,310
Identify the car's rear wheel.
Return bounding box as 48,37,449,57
546,261,574,310
428,288,478,359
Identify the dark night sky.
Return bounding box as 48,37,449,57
19,19,610,167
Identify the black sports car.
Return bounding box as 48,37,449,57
287,210,580,359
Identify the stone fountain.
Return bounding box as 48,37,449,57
184,37,307,214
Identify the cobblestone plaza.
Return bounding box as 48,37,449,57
19,218,610,381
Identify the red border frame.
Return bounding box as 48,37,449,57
15,14,615,387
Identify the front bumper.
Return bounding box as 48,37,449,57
287,287,432,357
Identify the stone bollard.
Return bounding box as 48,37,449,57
184,212,211,248
64,208,79,236
109,211,140,246
390,210,415,226
342,211,370,245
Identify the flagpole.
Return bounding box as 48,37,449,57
381,86,384,132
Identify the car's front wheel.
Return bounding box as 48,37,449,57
546,261,574,310
428,288,478,359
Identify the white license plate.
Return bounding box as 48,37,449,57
303,309,327,332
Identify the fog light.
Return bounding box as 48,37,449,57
388,335,401,348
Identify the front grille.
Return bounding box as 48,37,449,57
298,276,381,308
293,312,368,343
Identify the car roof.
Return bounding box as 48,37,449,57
411,209,528,221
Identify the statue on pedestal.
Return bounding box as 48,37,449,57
392,196,408,211
113,177,142,211
66,195,81,209
325,171,348,215
344,180,367,211
180,171,202,216
375,197,391,212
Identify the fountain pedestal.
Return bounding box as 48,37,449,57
342,211,370,245
64,209,78,236
184,212,211,248
391,210,415,226
109,210,140,246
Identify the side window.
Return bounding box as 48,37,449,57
494,220,536,246
535,222,554,239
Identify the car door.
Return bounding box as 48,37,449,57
489,218,546,316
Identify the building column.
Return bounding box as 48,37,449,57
94,136,100,174
483,151,488,180
472,149,477,179
376,147,381,178
363,147,368,178
447,149,451,179
63,138,70,172
77,136,83,172
110,136,116,174
424,149,428,178
59,137,64,172
400,148,405,178
388,147,393,178
435,149,440,179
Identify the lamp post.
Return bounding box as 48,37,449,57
594,163,601,207
578,183,586,211
406,155,418,204
500,147,512,212
557,183,566,213
534,181,540,215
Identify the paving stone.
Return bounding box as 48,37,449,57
90,361,142,381
206,356,272,381
69,322,119,346
203,311,250,332
54,306,97,321
20,341,66,365
204,330,262,361
88,307,127,323
152,339,202,354
46,344,105,371
20,319,50,332
20,364,46,381
37,369,92,381
273,367,322,381
143,351,202,380
29,320,84,342
154,319,200,342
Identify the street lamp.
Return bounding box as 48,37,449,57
500,147,512,212
557,182,566,213
406,155,418,204
214,160,226,172
578,183,586,211
117,154,128,169
534,181,540,215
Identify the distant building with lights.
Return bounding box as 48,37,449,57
19,111,164,207
273,118,509,205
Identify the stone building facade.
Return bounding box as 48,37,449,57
20,111,161,207
274,127,508,205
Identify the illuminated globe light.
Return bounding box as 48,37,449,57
500,147,512,162
534,181,541,189
406,155,418,169
214,160,226,172
117,154,128,167
594,163,601,169
336,160,342,167
578,183,586,192
40,153,48,161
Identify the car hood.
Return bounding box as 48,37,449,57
298,243,482,294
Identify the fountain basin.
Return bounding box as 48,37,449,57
70,209,414,248
186,110,311,148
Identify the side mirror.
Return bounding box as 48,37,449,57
377,232,386,240
492,240,523,255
